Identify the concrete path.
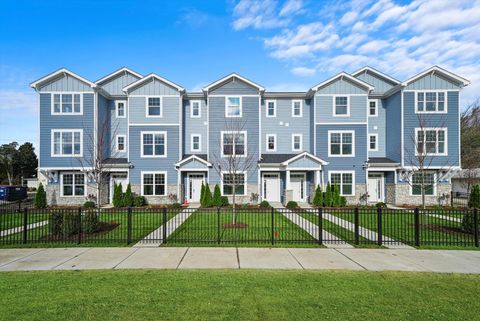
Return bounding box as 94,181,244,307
1,247,480,273
134,205,199,247
0,220,49,237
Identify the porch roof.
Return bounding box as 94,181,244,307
175,154,212,169
259,152,328,169
368,157,400,167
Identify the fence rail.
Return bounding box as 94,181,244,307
0,205,478,248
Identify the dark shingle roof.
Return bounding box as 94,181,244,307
368,157,399,166
103,158,129,165
259,154,298,164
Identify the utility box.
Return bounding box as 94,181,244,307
0,186,28,201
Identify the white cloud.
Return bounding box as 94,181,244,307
291,66,316,76
279,0,304,16
232,0,289,30
0,90,36,112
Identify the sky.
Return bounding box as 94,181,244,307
1,0,479,151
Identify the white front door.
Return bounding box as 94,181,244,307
188,174,205,202
263,173,280,202
290,173,307,202
110,174,128,203
368,173,384,203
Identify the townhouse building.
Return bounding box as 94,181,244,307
30,66,469,206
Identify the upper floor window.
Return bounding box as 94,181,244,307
225,96,242,117
266,134,276,151
329,171,354,196
328,131,354,157
116,135,126,152
334,96,349,116
146,97,162,117
116,101,126,118
292,134,302,152
142,172,166,196
266,100,276,117
51,129,82,157
415,128,447,156
61,173,85,197
411,172,435,196
222,131,246,157
368,134,378,151
52,93,82,115
191,101,201,118
368,100,377,116
416,92,446,113
292,100,302,117
191,134,201,152
141,131,166,157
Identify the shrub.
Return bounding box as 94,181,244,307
113,183,123,208
134,196,146,207
171,202,182,209
259,200,270,208
83,209,100,234
221,196,229,207
200,182,205,206
123,184,134,207
333,184,341,207
241,203,250,209
312,186,323,207
83,201,95,209
203,183,213,207
213,184,222,207
48,212,63,236
34,183,47,209
468,185,480,208
340,196,347,207
324,182,332,207
462,211,479,234
286,201,298,209
375,202,387,208
49,213,80,237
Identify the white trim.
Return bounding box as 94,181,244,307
409,172,437,197
141,171,168,196
30,68,96,89
327,130,355,157
289,172,307,202
115,100,126,118
191,134,202,152
414,91,448,114
178,96,182,162
129,123,179,126
95,67,143,85
332,95,350,117
291,100,303,117
225,96,242,118
402,66,470,87
175,155,212,167
315,94,368,96
367,172,384,203
310,72,374,92
265,99,277,117
60,172,86,197
258,95,262,160
313,96,316,155
368,133,378,152
292,134,303,152
187,173,206,201
351,66,401,85
221,171,247,196
368,99,378,117
109,172,129,203
367,167,399,171
401,89,404,167
50,92,84,115
221,131,247,157
328,170,356,196
281,151,328,166
266,134,277,152
123,73,184,93
140,131,167,158
202,73,265,92
145,96,163,118
190,100,201,118
316,122,367,125
116,134,126,153
261,172,281,202
50,129,83,157
414,127,448,156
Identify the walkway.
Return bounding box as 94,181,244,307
0,247,479,273
0,220,49,237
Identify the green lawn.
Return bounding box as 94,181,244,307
0,270,479,321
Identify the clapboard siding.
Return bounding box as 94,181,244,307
384,91,402,162
315,95,367,123
183,99,208,154
129,96,181,124
368,98,386,157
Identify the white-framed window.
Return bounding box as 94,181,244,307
328,130,355,157
292,100,302,117
368,99,377,117
415,128,447,156
141,131,167,157
116,135,126,152
411,172,435,196
191,134,201,152
368,134,378,152
61,173,85,197
51,93,82,115
225,96,242,117
266,100,276,117
146,97,162,117
329,171,355,196
292,134,302,152
416,91,447,113
141,171,166,196
333,96,349,116
191,100,201,118
266,134,276,151
51,129,83,157
222,172,246,196
221,131,246,157
116,101,126,118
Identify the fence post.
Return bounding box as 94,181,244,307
162,207,167,244
217,207,221,244
354,207,360,245
414,207,420,247
23,207,28,244
271,207,275,245
77,207,82,245
377,207,382,246
474,208,479,248
127,207,132,245
18,199,21,213
318,207,323,246
450,191,453,207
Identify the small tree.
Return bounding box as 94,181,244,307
200,182,205,206
204,183,213,207
124,183,133,207
468,185,480,208
324,182,332,207
312,186,323,207
112,183,121,208
333,184,341,207
213,184,222,207
34,183,47,209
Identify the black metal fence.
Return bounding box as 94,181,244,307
451,191,470,208
0,205,478,248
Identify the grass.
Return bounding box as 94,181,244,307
0,269,479,321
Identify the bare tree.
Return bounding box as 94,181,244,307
460,99,480,194
211,118,257,225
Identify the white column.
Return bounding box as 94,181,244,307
315,170,321,188
286,170,290,190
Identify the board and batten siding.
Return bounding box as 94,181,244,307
315,95,367,123
355,72,396,93
316,78,369,95
405,73,462,90
128,96,181,124
368,98,386,158
38,74,94,92
98,72,141,96
183,99,208,154
209,78,260,95
129,78,180,96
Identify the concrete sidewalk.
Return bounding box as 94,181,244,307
1,247,479,273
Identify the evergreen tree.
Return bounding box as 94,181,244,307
468,185,480,208
200,182,205,206
34,182,47,209
113,183,122,208
213,184,222,207
124,183,133,207
204,183,213,207
312,185,323,207
333,184,341,207
324,182,332,207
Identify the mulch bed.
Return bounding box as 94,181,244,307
39,222,119,241
418,223,470,236
222,222,249,229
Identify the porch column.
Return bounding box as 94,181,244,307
286,170,290,190
315,170,321,188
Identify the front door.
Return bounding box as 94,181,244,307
110,173,128,203
263,173,280,202
290,173,307,202
368,173,384,203
188,174,205,202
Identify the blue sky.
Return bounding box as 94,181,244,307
1,0,479,151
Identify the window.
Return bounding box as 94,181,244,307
266,134,276,151
416,92,446,113
412,172,435,196
225,96,242,117
328,131,354,157
141,132,166,157
142,172,166,196
334,96,349,116
61,173,85,196
191,101,201,118
146,97,162,117
266,100,276,117
329,172,354,196
292,134,302,152
368,99,377,116
52,93,82,114
222,132,246,156
191,134,201,152
222,173,246,195
368,134,378,151
51,129,82,157
116,135,126,152
116,101,126,118
416,128,447,156
292,100,302,117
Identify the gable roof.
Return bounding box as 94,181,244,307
122,73,185,93
175,155,212,168
351,66,401,85
202,72,265,93
30,68,96,90
309,72,374,92
402,65,470,87
95,67,143,85
281,152,329,166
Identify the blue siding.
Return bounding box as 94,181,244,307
406,73,462,90
368,99,386,157
129,78,180,96
109,99,128,158
317,78,369,95
385,91,402,162
38,74,93,92
97,94,110,158
315,95,367,123
99,72,141,96
355,71,396,93
210,79,259,95
183,99,208,154
129,96,181,124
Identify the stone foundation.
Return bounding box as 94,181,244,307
393,183,451,206
223,184,259,205
45,183,96,206
131,185,179,205
344,184,368,205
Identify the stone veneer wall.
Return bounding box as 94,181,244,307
131,185,178,205
394,183,451,206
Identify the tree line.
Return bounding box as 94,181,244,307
0,142,38,185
